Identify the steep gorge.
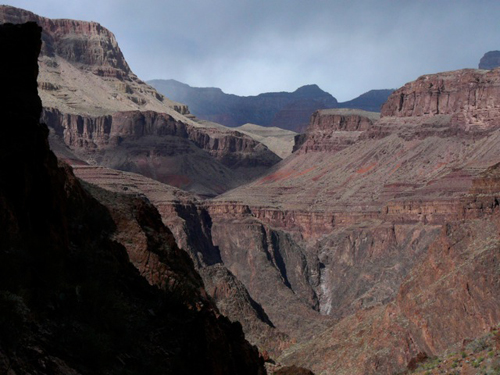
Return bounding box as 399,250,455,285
74,69,500,374
4,5,500,374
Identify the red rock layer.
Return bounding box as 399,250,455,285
294,108,379,153
43,108,281,195
0,5,130,77
0,21,265,375
381,68,500,130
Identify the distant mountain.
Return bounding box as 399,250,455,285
479,50,500,69
149,79,394,132
337,89,394,113
148,79,338,131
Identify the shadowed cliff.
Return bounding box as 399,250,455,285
0,21,265,375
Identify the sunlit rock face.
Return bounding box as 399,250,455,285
1,5,282,197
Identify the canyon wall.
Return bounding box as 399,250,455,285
42,107,281,196
0,21,265,375
381,68,500,130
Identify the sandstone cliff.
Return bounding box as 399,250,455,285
201,68,500,372
381,68,500,130
0,21,265,375
293,108,379,153
1,5,281,197
0,5,189,117
42,107,280,196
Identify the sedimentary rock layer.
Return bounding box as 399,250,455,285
0,21,265,375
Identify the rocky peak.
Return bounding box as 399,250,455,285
0,5,192,118
0,5,131,76
479,50,500,70
293,84,332,99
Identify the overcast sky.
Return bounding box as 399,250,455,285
4,0,500,101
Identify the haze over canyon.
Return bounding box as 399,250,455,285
1,4,500,375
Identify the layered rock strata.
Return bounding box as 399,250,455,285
0,21,265,375
0,5,189,117
42,107,280,196
201,68,500,372
381,68,500,130
1,5,281,196
293,108,379,153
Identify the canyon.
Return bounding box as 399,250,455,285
2,5,500,375
0,21,265,375
0,5,282,197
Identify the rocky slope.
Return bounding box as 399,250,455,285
41,107,280,196
0,21,265,375
73,68,500,373
0,5,281,197
479,50,500,70
197,68,500,373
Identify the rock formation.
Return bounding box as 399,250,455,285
381,68,500,130
0,5,281,197
42,107,280,196
293,108,379,153
0,21,265,375
338,89,394,112
72,71,500,372
148,79,338,131
197,68,500,373
4,5,500,375
479,50,500,69
149,80,393,132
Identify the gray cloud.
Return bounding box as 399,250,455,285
5,0,500,100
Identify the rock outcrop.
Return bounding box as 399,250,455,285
1,5,282,197
0,5,189,117
293,108,379,153
200,68,500,373
42,107,281,196
381,68,500,130
479,50,500,70
0,21,265,375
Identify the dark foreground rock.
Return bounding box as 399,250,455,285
0,21,265,375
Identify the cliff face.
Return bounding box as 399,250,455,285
381,68,500,130
293,108,380,153
0,5,189,117
1,5,281,197
70,63,500,373
0,21,265,375
42,107,280,196
198,68,500,373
